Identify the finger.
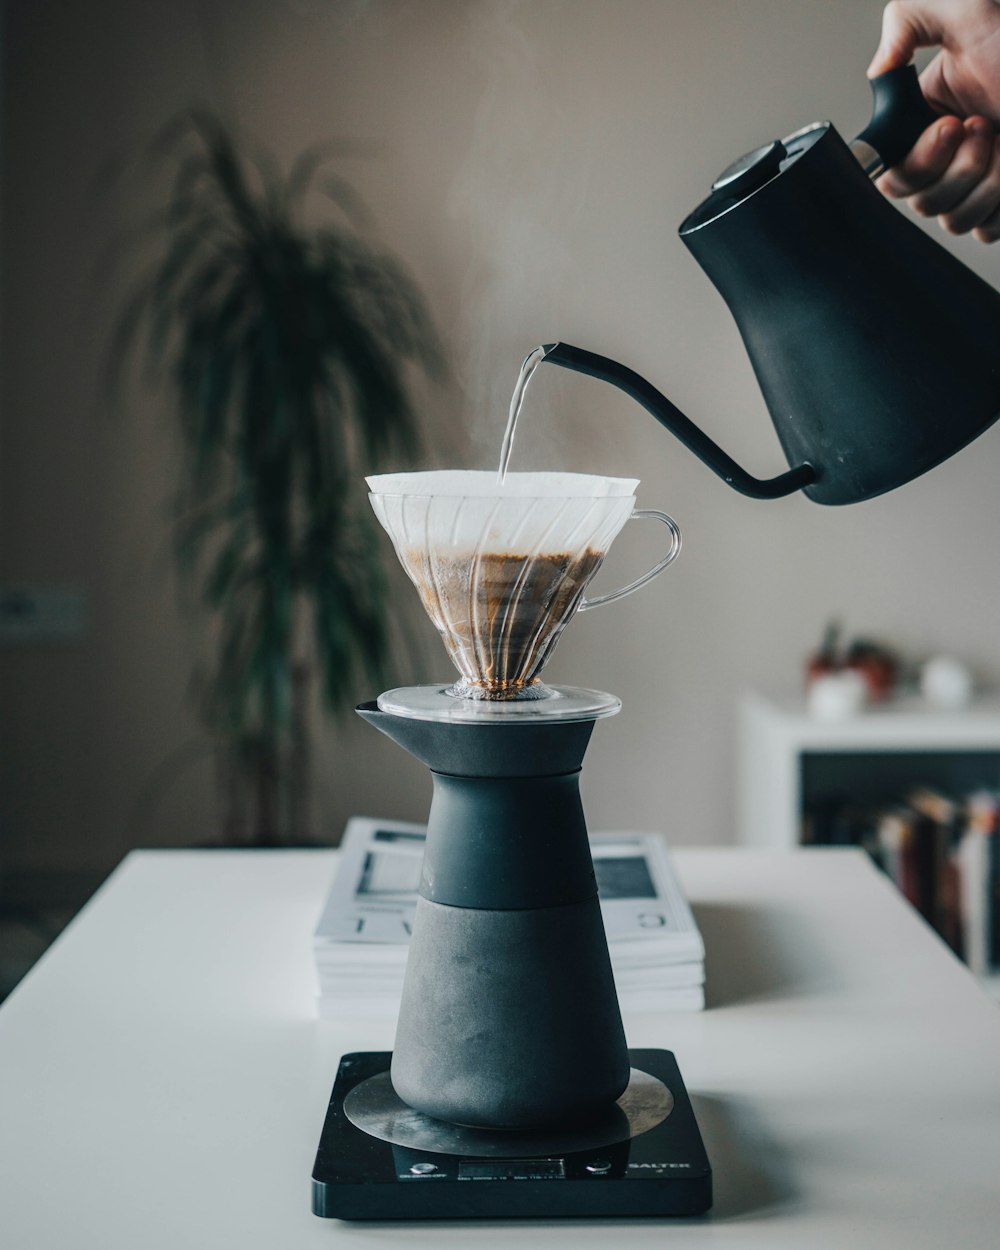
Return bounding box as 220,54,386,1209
909,117,996,216
972,204,1000,242
918,50,967,118
877,115,965,197
867,0,949,77
944,137,1000,236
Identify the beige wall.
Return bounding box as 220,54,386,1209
4,0,1000,875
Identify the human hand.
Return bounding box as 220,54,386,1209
868,0,1000,241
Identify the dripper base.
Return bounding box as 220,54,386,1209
376,683,622,724
447,676,551,702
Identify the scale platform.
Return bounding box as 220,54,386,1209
312,1049,712,1221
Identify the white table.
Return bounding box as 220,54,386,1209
0,847,997,1249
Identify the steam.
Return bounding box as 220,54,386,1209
446,1,591,465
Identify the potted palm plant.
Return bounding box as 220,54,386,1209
111,111,444,844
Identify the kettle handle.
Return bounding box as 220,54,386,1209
540,343,816,500
853,64,940,175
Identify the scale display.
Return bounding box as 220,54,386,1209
312,1049,712,1221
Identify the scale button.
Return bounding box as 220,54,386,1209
585,1160,612,1174
409,1162,439,1175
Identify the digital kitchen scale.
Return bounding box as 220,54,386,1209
311,1049,712,1221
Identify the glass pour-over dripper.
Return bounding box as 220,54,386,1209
367,471,680,702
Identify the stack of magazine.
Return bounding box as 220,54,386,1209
313,817,705,1017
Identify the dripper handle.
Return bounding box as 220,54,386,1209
579,509,681,611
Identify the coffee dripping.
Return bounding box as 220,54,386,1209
396,544,603,697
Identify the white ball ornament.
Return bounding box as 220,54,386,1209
920,656,973,709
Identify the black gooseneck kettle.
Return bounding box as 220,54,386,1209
541,66,1000,505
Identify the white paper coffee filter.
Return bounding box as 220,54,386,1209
367,471,638,557
366,471,639,498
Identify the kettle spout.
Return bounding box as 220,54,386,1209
540,343,817,501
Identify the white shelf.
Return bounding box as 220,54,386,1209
737,690,1000,849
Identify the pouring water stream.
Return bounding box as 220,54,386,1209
497,344,551,484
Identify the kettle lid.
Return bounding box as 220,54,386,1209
681,64,941,236
680,122,829,234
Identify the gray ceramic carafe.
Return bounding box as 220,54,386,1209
357,702,630,1129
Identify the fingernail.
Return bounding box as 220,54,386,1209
935,118,962,146
968,116,992,138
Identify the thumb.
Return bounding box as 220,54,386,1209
867,0,950,76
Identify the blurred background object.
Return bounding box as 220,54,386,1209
805,619,900,706
108,110,443,845
806,668,867,721
920,655,975,710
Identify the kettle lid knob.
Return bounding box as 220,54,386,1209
711,138,787,199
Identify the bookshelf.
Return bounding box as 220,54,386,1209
737,690,1000,849
738,691,1000,994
